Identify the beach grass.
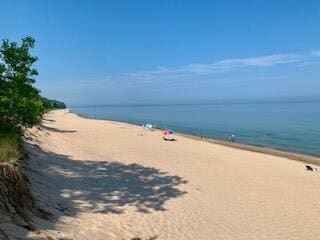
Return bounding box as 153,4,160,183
0,131,34,224
0,132,21,164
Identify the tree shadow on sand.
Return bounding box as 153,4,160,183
38,123,77,133
0,119,189,239
24,142,188,222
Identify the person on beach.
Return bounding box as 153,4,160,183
228,133,235,142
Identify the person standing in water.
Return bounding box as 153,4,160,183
228,133,235,142
231,134,235,142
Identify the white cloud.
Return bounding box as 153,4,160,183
215,54,302,67
41,51,317,88
123,53,304,81
310,51,320,57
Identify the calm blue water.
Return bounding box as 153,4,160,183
71,102,320,156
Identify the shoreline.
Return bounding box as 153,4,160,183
8,109,320,239
69,109,320,166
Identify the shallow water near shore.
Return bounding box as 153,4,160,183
71,101,320,156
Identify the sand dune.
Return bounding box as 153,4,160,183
2,109,320,239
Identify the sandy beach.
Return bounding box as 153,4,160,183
3,109,320,239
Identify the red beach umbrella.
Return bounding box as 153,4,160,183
162,129,174,140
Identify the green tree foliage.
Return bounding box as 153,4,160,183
0,36,66,133
0,37,43,132
41,97,66,110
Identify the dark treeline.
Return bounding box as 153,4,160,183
41,97,66,111
0,36,65,133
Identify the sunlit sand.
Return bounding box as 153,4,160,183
9,109,320,239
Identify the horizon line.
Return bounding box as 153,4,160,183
69,96,320,108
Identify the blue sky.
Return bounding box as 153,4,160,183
1,0,320,105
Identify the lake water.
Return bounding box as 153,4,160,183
71,102,320,156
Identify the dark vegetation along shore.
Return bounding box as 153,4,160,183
0,36,65,231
